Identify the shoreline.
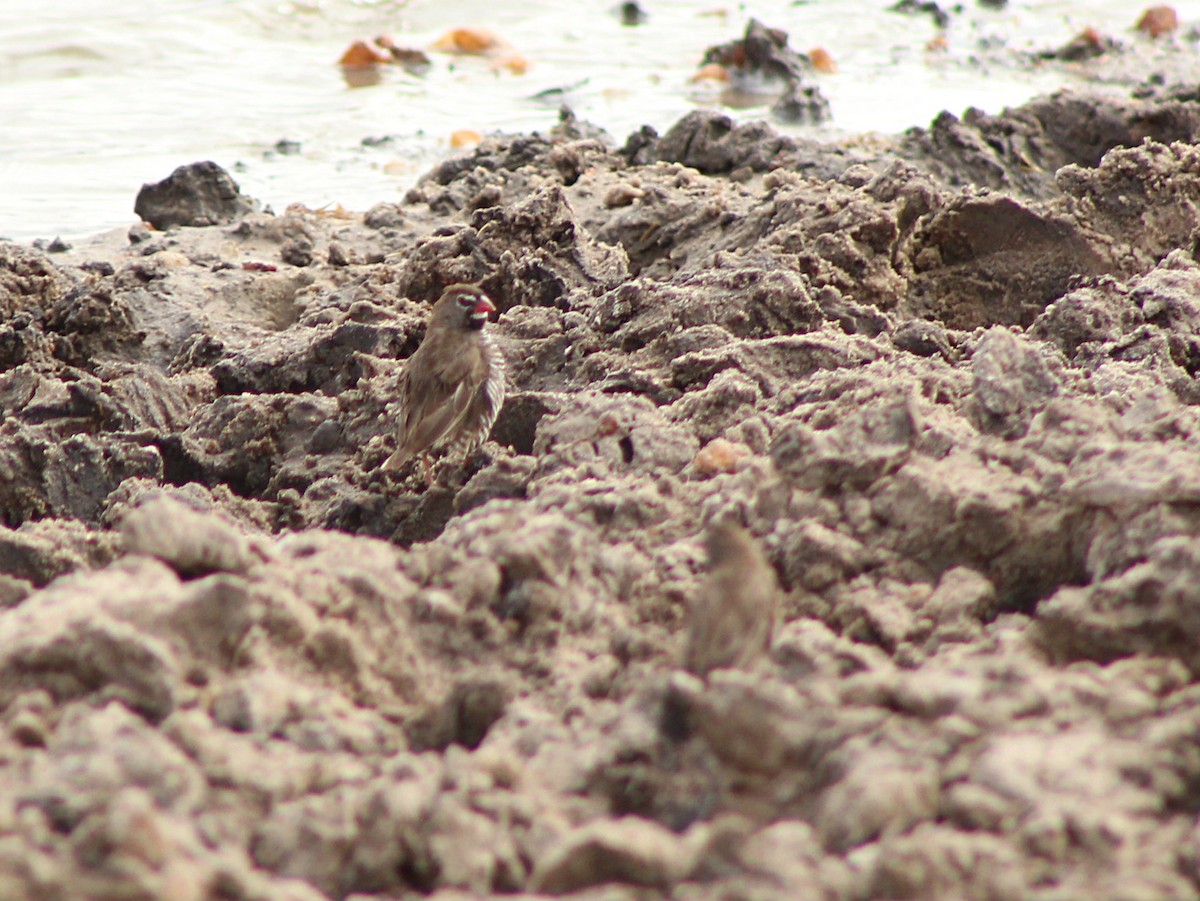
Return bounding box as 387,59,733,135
4,58,1200,900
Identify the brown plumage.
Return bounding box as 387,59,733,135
683,521,778,677
382,284,506,474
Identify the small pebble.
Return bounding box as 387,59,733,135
1137,5,1178,37
327,241,350,267
9,710,48,747
693,439,751,476
280,238,314,267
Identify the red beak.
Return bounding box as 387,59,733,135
473,296,496,316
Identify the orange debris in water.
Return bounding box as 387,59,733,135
809,46,836,73
339,40,390,68
1136,5,1178,37
433,28,501,55
450,130,483,148
690,63,731,83
492,54,529,75
337,37,431,85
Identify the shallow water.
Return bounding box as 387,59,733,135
1,0,1195,242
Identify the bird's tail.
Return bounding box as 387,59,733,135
381,448,409,471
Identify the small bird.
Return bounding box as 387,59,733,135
683,521,778,677
382,284,506,476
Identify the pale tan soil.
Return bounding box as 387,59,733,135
4,65,1200,901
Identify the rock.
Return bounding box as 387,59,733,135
491,391,563,456
772,81,832,125
702,19,811,84
405,672,511,751
815,748,940,851
1062,441,1200,508
866,823,1027,901
1041,27,1116,62
133,161,255,229
616,1,648,26
1036,537,1200,674
363,202,405,229
530,816,695,893
970,327,1061,436
327,241,350,267
1029,280,1145,358
906,195,1108,329
0,242,68,314
700,19,830,124
733,820,851,899
691,438,751,476
20,702,204,830
391,184,629,308
0,519,117,588
684,670,811,775
772,393,919,490
655,110,797,174
1058,142,1200,277
1136,6,1178,38
892,319,956,360
280,237,313,267
454,455,535,513
897,90,1183,199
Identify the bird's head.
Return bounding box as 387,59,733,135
704,519,754,567
432,284,496,332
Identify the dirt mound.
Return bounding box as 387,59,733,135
5,81,1200,900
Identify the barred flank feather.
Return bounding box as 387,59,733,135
448,333,506,458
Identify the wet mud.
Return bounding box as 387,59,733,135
5,70,1200,901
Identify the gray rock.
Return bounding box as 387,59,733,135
134,161,256,229
971,326,1061,436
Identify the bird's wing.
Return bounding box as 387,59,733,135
442,343,505,453
431,371,490,448
390,350,482,463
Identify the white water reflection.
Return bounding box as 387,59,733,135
1,0,1196,241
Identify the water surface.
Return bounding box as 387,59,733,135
1,0,1194,241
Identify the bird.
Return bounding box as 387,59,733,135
382,283,506,476
683,521,778,677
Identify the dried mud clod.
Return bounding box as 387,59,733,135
7,78,1200,901
133,160,257,230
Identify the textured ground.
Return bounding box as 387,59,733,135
5,59,1200,901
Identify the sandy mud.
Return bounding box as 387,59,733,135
5,51,1200,901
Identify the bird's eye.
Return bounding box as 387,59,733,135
456,294,476,309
